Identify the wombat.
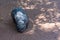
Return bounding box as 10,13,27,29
11,7,29,33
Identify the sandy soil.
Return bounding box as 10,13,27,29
0,0,60,40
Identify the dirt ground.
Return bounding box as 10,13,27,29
0,0,60,40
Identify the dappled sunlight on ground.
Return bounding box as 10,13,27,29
57,35,60,40
21,0,60,36
35,22,60,32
